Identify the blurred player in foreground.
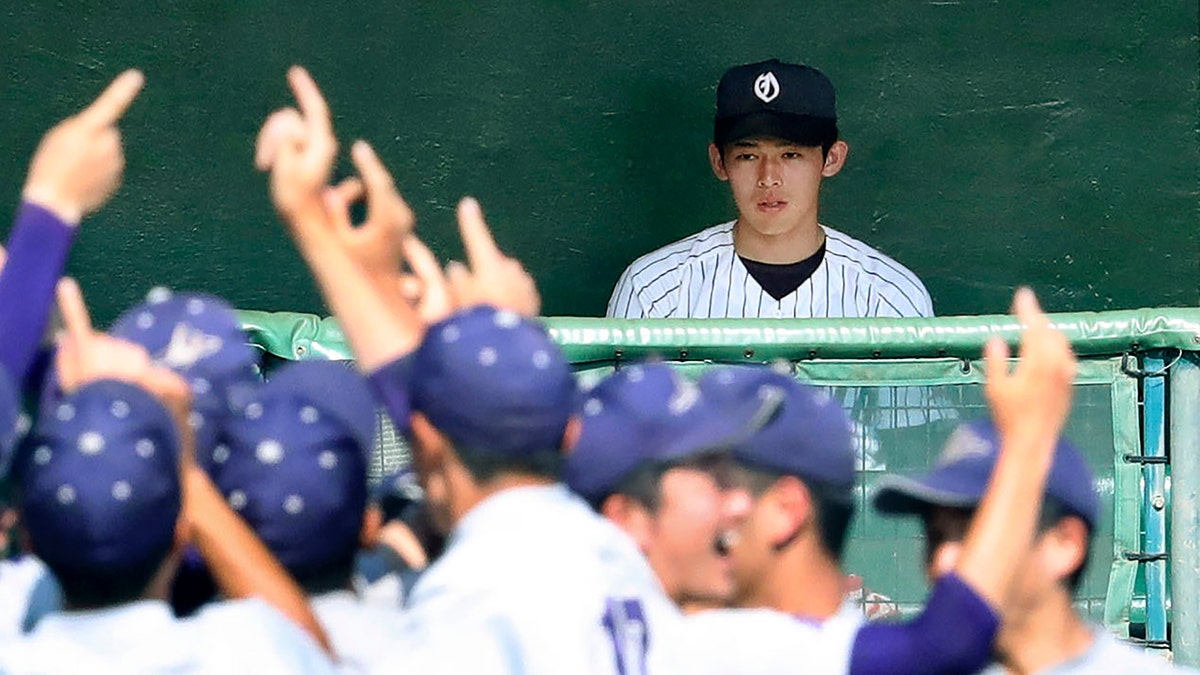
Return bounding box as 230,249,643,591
874,421,1198,674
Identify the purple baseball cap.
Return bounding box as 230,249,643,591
700,366,857,494
19,380,181,575
210,360,376,576
409,306,577,460
873,419,1100,530
565,362,783,503
109,288,261,465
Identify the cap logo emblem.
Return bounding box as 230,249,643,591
158,323,223,370
938,426,993,466
754,72,780,103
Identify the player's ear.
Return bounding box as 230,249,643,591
768,476,812,551
360,504,383,549
1041,516,1089,585
928,540,962,581
602,493,654,553
708,143,730,181
821,140,848,178
559,415,583,455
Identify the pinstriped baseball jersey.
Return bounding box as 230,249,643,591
606,221,932,320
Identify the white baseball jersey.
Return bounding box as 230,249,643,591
980,627,1199,674
607,221,932,319
393,484,686,675
679,602,864,675
311,590,406,674
0,556,59,640
0,597,336,674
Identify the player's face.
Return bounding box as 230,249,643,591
709,137,846,239
644,459,742,607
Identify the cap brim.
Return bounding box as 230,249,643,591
715,111,837,148
871,474,983,516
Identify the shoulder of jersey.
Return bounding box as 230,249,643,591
823,225,932,313
621,222,735,282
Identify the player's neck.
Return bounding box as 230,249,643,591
742,542,845,619
995,591,1093,674
732,217,825,264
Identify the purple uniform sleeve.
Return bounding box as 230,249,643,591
0,202,76,384
367,354,414,435
849,573,999,675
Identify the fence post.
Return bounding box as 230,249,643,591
1170,355,1200,666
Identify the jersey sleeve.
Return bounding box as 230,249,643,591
606,265,648,319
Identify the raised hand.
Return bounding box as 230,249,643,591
54,277,153,393
983,287,1076,446
255,66,337,222
446,197,541,317
319,141,415,279
22,70,144,225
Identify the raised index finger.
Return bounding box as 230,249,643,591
76,69,145,128
56,277,95,347
456,197,503,271
287,66,331,130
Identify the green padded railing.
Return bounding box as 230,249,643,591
238,308,1200,666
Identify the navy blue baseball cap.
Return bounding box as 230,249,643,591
714,59,839,149
20,380,181,575
109,288,261,465
701,366,857,494
873,419,1100,530
409,306,577,459
210,360,376,576
565,363,783,503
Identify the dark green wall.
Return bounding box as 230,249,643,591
0,2,1195,325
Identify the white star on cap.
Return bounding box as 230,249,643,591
256,439,284,464
626,366,644,382
283,494,305,515
228,490,247,510
111,400,131,419
33,446,51,465
186,299,206,316
112,481,132,501
192,378,211,396
715,370,735,386
146,287,173,305
583,398,603,417
78,431,105,455
15,414,30,436
245,402,263,420
300,406,320,424
55,404,75,422
135,439,156,459
212,445,231,464
493,310,520,329
478,347,498,367
56,485,75,506
136,311,155,330
532,350,551,370
318,451,338,469
188,411,205,430
441,325,461,343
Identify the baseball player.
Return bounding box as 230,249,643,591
257,68,688,674
874,420,1198,674
607,59,931,320
0,287,336,673
210,358,410,673
565,361,781,611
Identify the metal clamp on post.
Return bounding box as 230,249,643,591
1121,349,1184,379
1123,551,1169,563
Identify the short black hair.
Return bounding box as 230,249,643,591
53,552,169,610
920,498,1093,594
454,442,564,484
291,551,358,596
740,466,856,562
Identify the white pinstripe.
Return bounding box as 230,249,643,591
606,221,932,320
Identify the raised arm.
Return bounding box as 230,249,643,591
0,70,143,384
851,288,1076,675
